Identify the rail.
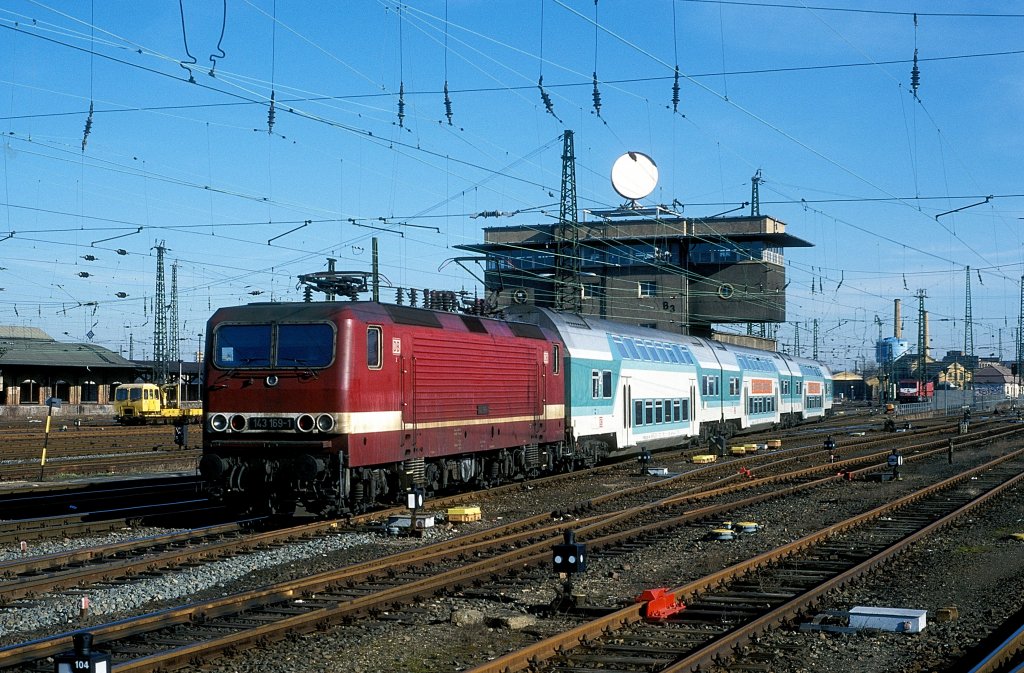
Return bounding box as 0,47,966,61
2,425,1021,671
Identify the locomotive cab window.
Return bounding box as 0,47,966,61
213,322,334,369
367,325,383,369
278,324,335,367
213,324,273,367
553,345,560,374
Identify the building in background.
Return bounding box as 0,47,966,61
0,326,137,417
459,212,812,346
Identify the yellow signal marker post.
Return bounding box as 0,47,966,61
39,396,61,480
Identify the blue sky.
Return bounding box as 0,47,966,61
1,0,1022,372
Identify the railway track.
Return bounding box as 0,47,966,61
955,605,1024,673
469,448,1024,673
0,451,199,482
2,423,1020,671
0,423,198,482
0,520,340,606
0,425,195,458
0,476,204,522
0,425,979,619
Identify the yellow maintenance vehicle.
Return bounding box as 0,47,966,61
113,382,203,425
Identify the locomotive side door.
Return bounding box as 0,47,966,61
533,358,542,439
535,347,548,439
400,349,417,451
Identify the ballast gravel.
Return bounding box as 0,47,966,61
0,531,388,641
4,423,1024,673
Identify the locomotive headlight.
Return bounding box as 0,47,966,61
210,414,228,432
297,414,316,432
229,414,247,432
316,414,335,432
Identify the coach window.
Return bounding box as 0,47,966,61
611,337,629,358
634,400,644,426
623,338,641,359
602,370,612,398
367,326,383,369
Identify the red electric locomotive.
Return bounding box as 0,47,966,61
199,301,566,515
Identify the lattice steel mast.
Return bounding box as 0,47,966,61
916,289,928,388
750,169,762,217
964,266,974,357
812,318,819,360
1018,275,1023,391
152,241,169,384
554,130,581,313
170,261,180,362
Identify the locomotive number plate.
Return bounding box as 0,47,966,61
249,417,295,430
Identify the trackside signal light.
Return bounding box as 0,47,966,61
552,529,587,574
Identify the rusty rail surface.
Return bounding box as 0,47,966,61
0,421,1015,672
467,447,1024,673
2,426,1019,672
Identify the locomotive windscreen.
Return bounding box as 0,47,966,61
214,322,335,368
277,324,335,367
214,324,272,367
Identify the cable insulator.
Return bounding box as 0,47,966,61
538,76,559,121
398,82,406,128
267,90,277,134
591,72,601,116
81,101,94,152
910,49,920,98
444,81,453,125
672,65,681,113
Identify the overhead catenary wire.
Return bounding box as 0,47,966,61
0,1,1019,356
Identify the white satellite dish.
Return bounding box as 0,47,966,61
611,152,658,201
